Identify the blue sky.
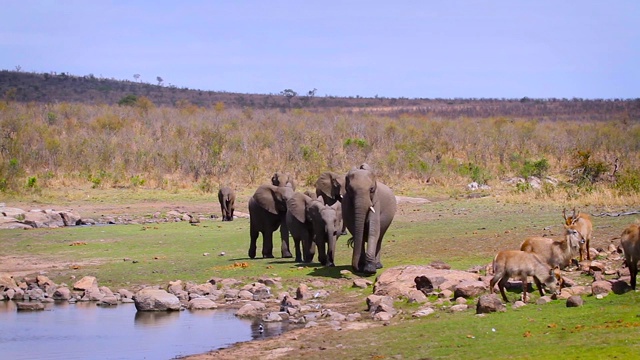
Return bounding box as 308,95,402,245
1,1,638,99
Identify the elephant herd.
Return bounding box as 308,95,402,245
217,165,397,275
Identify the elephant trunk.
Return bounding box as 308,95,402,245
351,196,370,272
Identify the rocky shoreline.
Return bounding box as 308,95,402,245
0,204,250,230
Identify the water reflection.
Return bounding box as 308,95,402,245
134,309,180,327
0,301,284,360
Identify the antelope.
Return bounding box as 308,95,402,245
620,224,640,289
520,225,584,270
490,250,563,303
563,208,593,261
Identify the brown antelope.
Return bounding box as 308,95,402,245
620,224,640,289
520,226,584,270
563,208,593,261
490,250,563,303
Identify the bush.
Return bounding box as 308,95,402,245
520,158,549,178
615,168,640,195
458,163,490,185
118,94,138,106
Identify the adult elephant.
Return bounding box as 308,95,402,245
342,167,396,274
217,186,236,221
314,171,345,206
286,192,316,263
308,199,343,267
248,184,294,259
271,172,296,191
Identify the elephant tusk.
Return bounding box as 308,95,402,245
369,206,376,214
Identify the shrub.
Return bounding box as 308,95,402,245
118,94,138,106
520,158,549,178
615,168,640,195
571,150,609,186
458,163,491,185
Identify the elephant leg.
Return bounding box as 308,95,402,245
279,220,293,258
293,236,302,263
317,233,327,266
303,227,316,263
248,223,259,259
262,230,275,258
363,214,381,274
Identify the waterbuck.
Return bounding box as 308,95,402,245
563,208,594,261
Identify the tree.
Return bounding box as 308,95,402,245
280,89,297,106
133,74,140,82
156,76,164,86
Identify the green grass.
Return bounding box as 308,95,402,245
1,195,639,359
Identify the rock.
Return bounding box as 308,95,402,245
373,312,394,321
412,307,435,317
535,296,552,305
346,313,362,321
414,275,434,294
591,280,612,296
476,294,506,314
0,274,18,291
438,289,454,299
313,289,330,299
590,261,606,272
310,280,326,288
52,287,72,300
237,290,254,300
73,276,98,291
454,280,488,299
236,303,259,317
449,304,468,312
566,296,584,307
430,260,451,270
611,280,632,295
353,278,371,289
305,321,319,328
188,298,218,310
588,248,600,260
512,301,527,309
99,296,118,306
16,302,45,311
374,265,478,298
407,289,428,303
85,286,105,301
133,289,181,311
263,312,284,322
296,283,312,300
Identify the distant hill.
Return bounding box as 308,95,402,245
1,69,638,120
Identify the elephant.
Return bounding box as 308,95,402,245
248,184,295,259
308,199,343,267
314,171,345,206
342,166,396,274
285,192,316,263
271,172,296,191
217,186,236,221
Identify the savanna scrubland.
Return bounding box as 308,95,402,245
1,96,639,206
2,75,640,359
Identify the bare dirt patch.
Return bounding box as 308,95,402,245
0,255,107,277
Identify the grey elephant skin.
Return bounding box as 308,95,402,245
314,171,345,205
308,199,343,267
217,186,236,221
285,192,316,263
271,172,296,191
342,168,396,274
248,184,294,259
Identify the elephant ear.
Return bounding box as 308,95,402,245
253,184,279,215
315,172,333,197
287,193,308,223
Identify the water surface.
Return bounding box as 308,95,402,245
0,301,289,360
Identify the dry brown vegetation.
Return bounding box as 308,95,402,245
1,70,639,205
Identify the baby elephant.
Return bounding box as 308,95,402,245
490,250,563,303
217,186,236,221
